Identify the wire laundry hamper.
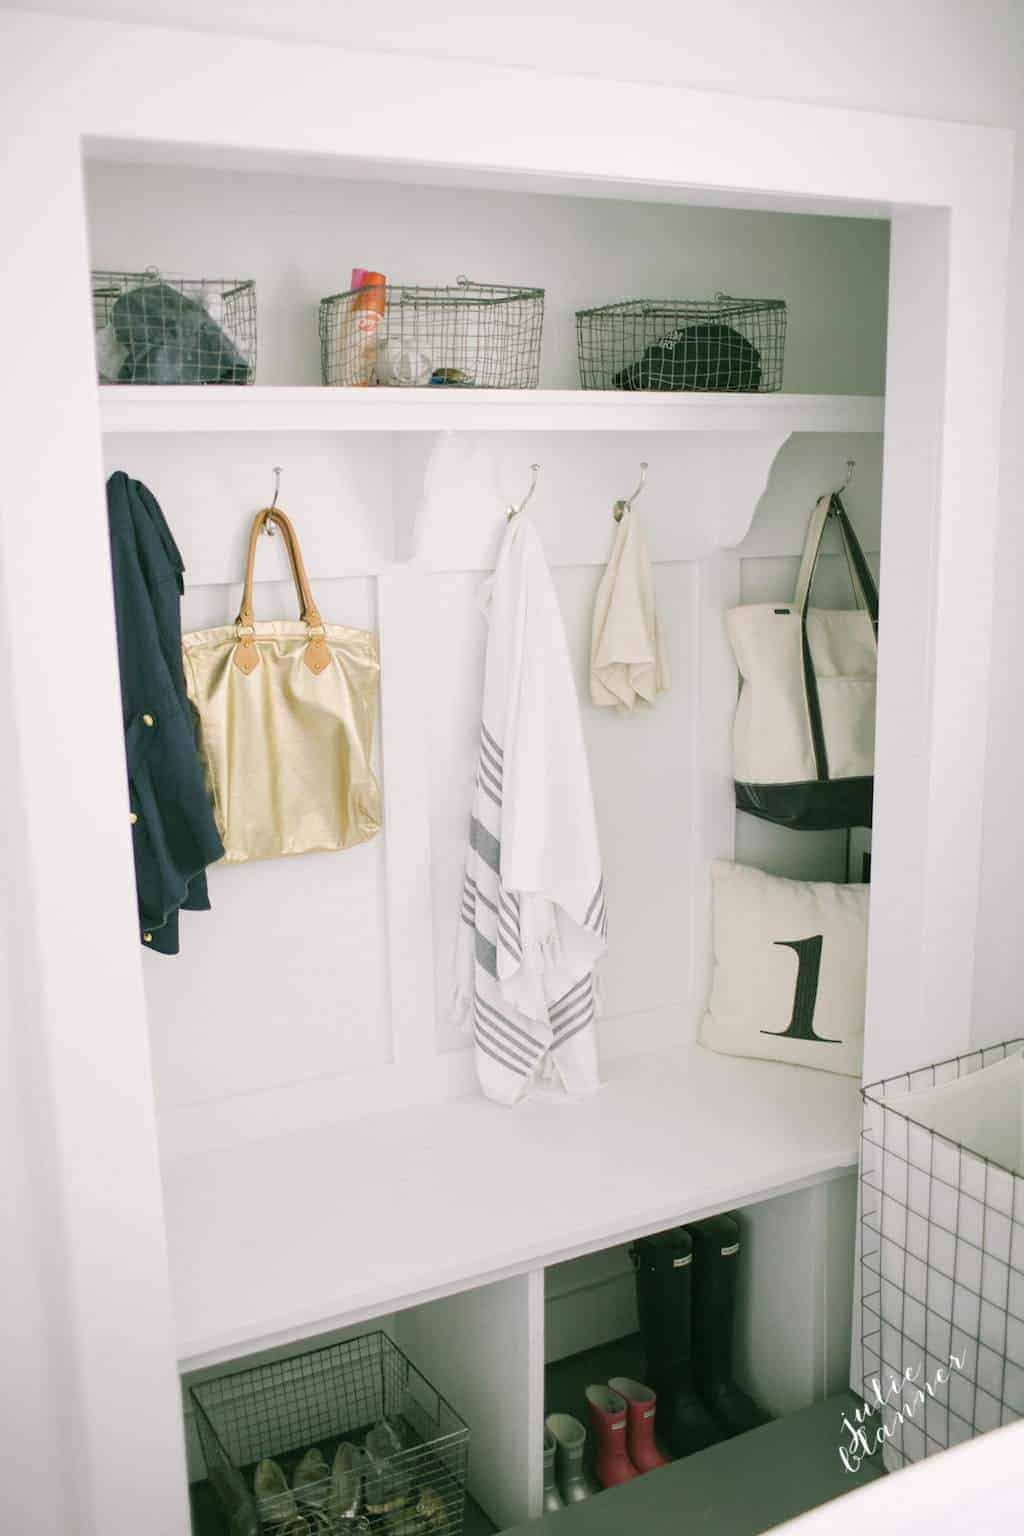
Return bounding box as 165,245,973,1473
860,1039,1024,1472
191,1330,470,1535
576,294,786,391
92,268,257,384
319,276,544,388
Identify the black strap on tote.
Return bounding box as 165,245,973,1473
793,493,879,783
830,494,879,633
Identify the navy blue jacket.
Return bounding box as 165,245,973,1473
107,472,224,953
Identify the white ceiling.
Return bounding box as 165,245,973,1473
5,0,1023,127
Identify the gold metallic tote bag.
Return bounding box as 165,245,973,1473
182,506,381,862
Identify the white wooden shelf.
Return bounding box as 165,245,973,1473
100,386,884,435
163,1044,862,1372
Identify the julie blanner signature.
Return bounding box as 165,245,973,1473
839,1352,967,1471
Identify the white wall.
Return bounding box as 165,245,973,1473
0,542,71,1535
10,0,1023,120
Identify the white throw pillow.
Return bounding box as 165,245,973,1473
702,860,869,1077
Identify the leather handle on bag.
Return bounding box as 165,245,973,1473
234,508,330,676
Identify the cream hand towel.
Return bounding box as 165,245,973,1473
590,506,669,709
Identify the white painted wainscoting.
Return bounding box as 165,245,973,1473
99,428,881,1160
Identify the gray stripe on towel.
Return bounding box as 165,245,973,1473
552,996,595,1033
478,754,503,795
470,817,502,873
477,776,502,810
481,723,505,762
474,1030,527,1077
474,1014,534,1068
475,993,544,1051
475,931,498,978
498,918,522,958
551,975,592,1018
551,1014,595,1050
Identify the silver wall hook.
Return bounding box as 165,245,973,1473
507,463,541,521
613,461,649,522
827,459,856,517
822,457,859,525
264,466,283,535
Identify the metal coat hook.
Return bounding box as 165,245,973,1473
264,466,283,535
827,459,856,519
507,463,541,521
613,461,648,522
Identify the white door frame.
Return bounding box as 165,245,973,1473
0,12,1012,1531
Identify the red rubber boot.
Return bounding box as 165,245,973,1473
584,1385,639,1489
608,1377,671,1472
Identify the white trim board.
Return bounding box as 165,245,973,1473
98,387,885,436
84,136,895,220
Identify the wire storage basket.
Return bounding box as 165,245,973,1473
860,1039,1024,1473
191,1330,470,1536
319,276,544,389
92,269,257,384
576,294,786,391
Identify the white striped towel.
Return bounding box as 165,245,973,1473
455,513,607,1106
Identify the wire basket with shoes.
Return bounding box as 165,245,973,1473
92,268,257,384
191,1330,469,1535
576,294,786,392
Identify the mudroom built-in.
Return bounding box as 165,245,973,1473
1,15,1012,1536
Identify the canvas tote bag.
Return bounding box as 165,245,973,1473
183,506,381,862
727,492,878,830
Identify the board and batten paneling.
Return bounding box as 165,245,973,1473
101,424,880,1161
103,430,397,581
145,577,392,1112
